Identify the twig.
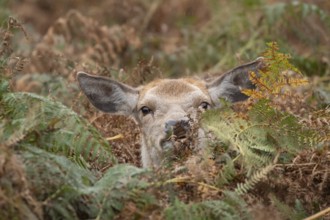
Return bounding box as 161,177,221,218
197,182,222,192
42,186,67,206
106,134,124,141
303,207,330,220
140,0,163,34
275,162,317,167
164,176,222,192
165,176,190,184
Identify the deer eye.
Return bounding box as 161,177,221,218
140,106,152,116
199,102,210,111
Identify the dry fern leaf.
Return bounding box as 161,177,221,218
27,10,141,76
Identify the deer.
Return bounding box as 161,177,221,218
77,58,265,168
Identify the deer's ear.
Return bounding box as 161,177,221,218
207,57,265,107
77,72,139,115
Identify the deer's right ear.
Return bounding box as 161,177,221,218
77,72,139,115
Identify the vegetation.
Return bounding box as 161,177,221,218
0,0,329,219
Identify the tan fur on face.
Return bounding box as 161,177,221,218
140,78,208,99
134,78,212,167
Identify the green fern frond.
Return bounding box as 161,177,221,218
235,163,275,195
22,149,155,220
21,146,97,219
165,191,252,220
249,99,320,151
270,195,307,220
84,164,154,220
203,99,320,174
0,91,117,167
216,154,237,187
0,76,10,95
203,107,278,171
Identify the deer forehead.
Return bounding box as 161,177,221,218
138,78,210,108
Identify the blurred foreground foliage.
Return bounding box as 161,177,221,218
0,0,330,219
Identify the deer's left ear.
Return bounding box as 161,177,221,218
206,57,265,107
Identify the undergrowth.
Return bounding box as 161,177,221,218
202,43,327,198
1,2,330,220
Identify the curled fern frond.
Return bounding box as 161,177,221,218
235,163,275,195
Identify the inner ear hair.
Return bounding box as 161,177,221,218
207,57,265,89
77,71,139,115
206,57,265,104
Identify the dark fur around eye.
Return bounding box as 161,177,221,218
141,106,152,115
199,102,210,110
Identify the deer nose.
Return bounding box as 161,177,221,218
165,119,190,139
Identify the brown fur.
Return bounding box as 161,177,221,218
140,78,208,99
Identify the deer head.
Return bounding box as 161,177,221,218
77,58,264,168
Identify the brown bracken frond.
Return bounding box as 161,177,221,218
26,10,141,77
